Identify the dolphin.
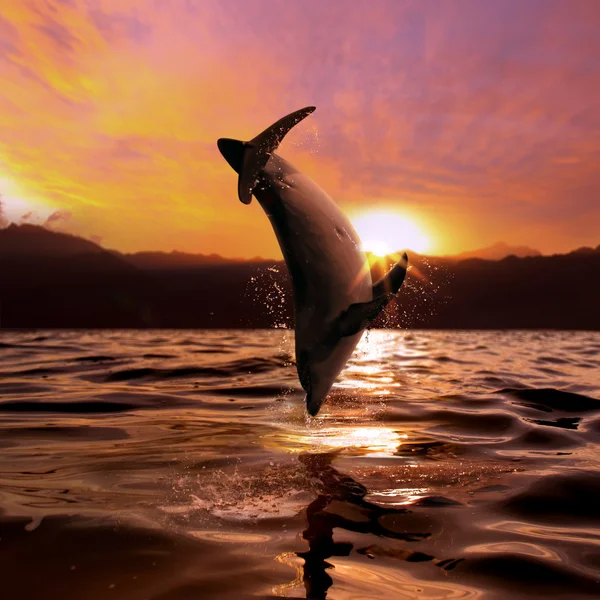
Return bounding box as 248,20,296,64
217,107,408,415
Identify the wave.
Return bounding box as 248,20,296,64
454,553,600,597
104,356,291,382
501,470,600,524
497,387,600,412
0,400,138,413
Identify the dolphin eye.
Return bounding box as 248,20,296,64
335,227,347,240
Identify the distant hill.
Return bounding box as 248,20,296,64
369,248,600,329
570,245,600,255
0,225,598,329
117,250,238,270
0,224,157,327
447,241,541,261
0,223,104,258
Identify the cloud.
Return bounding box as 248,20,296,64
0,15,21,60
88,9,152,44
44,210,72,227
0,196,8,228
36,19,79,53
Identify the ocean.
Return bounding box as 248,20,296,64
0,329,599,599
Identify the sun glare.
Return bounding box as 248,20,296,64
351,210,431,255
0,176,54,225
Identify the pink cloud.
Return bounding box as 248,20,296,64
44,210,72,227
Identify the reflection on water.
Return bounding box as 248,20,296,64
0,329,599,599
308,426,406,455
266,425,406,457
295,452,462,599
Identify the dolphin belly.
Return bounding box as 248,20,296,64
255,156,372,414
260,160,371,312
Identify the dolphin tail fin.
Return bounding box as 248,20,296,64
337,252,409,337
224,106,316,205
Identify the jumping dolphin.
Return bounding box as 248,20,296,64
217,107,408,415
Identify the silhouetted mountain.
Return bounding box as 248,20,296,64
1,225,598,329
118,250,237,269
369,250,600,329
0,224,158,327
447,241,541,261
570,245,600,255
0,223,104,258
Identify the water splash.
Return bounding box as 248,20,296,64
245,264,291,329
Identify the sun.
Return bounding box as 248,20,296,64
350,210,431,256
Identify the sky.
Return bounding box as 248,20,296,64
0,0,598,258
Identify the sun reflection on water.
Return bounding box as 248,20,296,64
264,424,407,457
339,330,411,394
264,331,417,456
310,426,406,456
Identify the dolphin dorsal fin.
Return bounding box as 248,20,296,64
336,253,409,337
238,106,316,204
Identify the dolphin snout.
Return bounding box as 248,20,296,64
306,378,331,416
306,390,325,417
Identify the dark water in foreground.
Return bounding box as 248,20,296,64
1,330,599,599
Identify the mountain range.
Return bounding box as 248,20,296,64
1,223,598,329
447,241,541,261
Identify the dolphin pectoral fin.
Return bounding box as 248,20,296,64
237,145,260,205
237,106,316,205
337,295,393,337
372,252,409,298
336,253,409,337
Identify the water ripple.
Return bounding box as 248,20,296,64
0,329,598,599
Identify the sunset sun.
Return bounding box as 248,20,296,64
351,210,431,256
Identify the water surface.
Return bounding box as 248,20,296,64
1,330,599,599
